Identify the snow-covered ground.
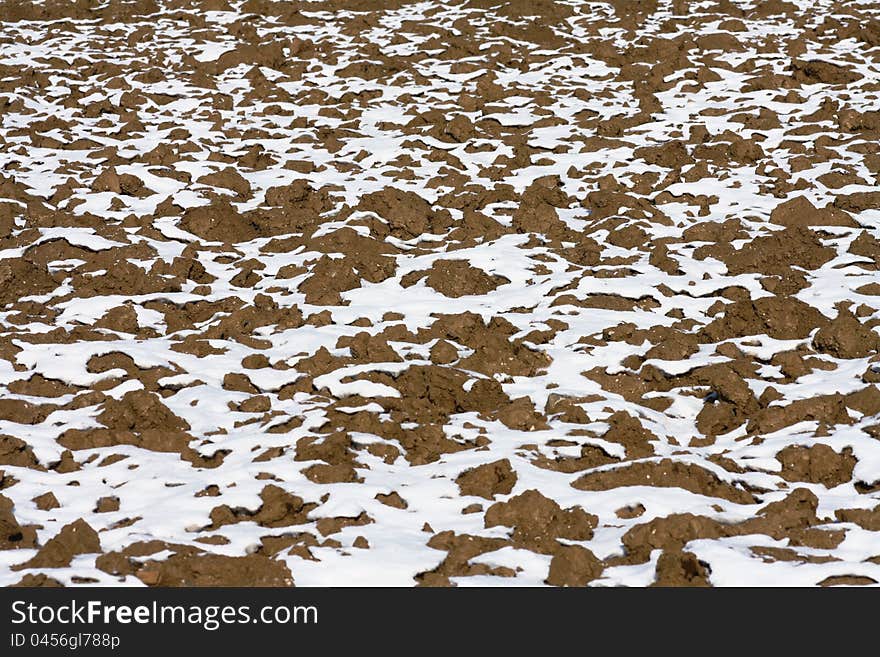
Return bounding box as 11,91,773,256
1,0,880,587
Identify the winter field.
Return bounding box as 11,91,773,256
1,0,880,587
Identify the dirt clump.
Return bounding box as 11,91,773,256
776,445,857,488
737,488,824,543
0,259,56,307
209,484,317,529
33,492,59,511
456,459,518,499
818,575,877,586
73,259,182,297
1,494,38,549
95,496,120,513
573,459,756,504
792,59,862,85
496,396,549,431
197,168,252,198
429,339,459,364
416,531,512,586
94,389,186,432
358,188,452,239
484,489,596,552
178,197,261,242
375,491,408,509
13,518,100,570
383,365,510,424
702,296,829,341
6,375,79,398
56,390,222,467
812,307,880,358
622,514,726,563
651,550,711,587
299,256,361,305
703,226,835,277
769,196,856,228
0,435,43,469
512,178,573,237
545,545,604,587
425,260,509,297
136,552,294,587
601,411,657,459
95,305,140,334
748,394,852,435
12,574,64,587
263,179,332,218
835,505,880,531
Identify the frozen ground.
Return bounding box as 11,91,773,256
1,0,880,587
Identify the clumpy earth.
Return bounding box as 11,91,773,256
1,0,880,588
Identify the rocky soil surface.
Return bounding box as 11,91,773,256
1,0,880,587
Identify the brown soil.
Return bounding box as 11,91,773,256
573,459,756,504
484,489,597,553
1,0,879,589
1,495,38,549
456,459,518,499
13,519,100,570
136,553,294,587
425,260,509,297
